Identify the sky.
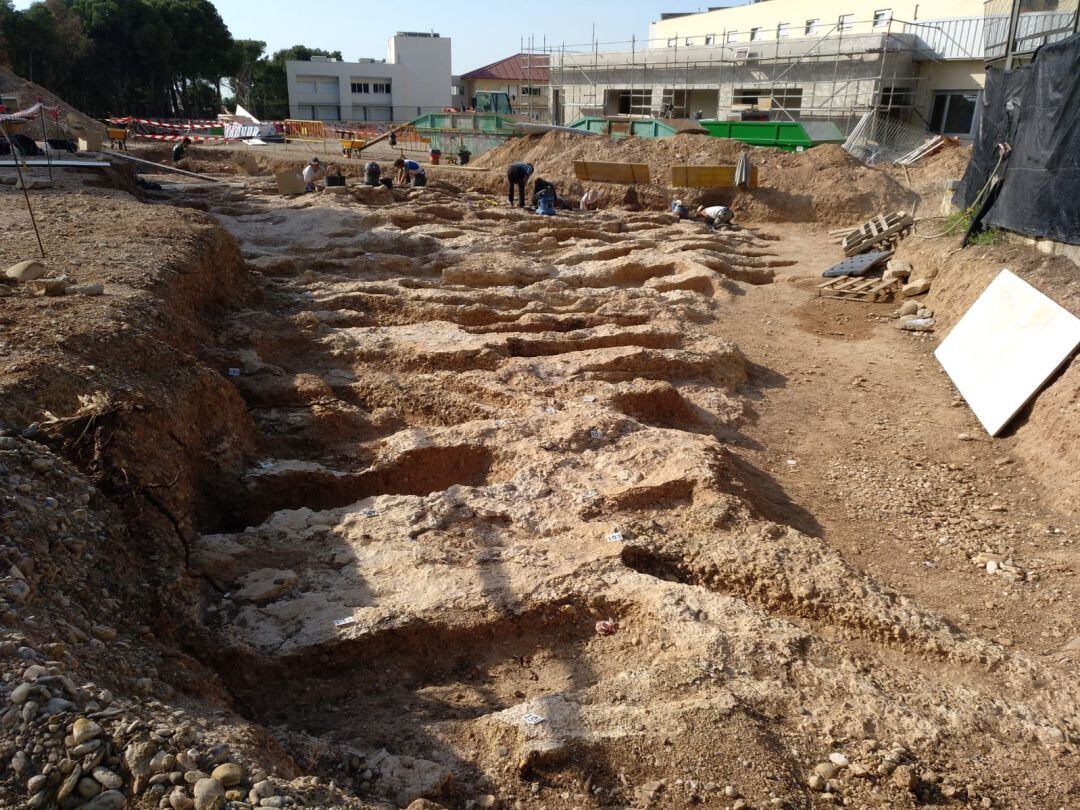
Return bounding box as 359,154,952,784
13,0,747,73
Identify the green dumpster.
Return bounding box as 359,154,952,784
699,120,844,151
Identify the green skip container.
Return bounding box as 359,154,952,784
699,120,844,151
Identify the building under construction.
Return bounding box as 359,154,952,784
539,0,1079,138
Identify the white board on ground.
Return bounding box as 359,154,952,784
935,269,1080,436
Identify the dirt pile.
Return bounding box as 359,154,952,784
0,66,105,139
475,132,912,225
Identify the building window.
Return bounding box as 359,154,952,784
930,91,979,136
873,9,892,28
373,82,391,94
704,35,715,45
771,87,803,109
667,37,676,47
805,19,819,35
777,23,790,38
838,14,854,32
616,89,653,115
521,86,541,96
733,88,759,105
750,27,762,41
350,82,369,94
727,31,739,43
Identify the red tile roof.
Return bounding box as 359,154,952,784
461,53,550,82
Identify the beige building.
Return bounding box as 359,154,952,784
547,0,1076,137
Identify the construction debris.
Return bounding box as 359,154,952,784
840,210,914,256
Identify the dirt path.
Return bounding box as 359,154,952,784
719,224,1079,666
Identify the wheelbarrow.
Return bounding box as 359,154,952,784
340,138,366,159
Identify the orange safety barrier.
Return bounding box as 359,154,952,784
283,119,327,141
394,126,430,151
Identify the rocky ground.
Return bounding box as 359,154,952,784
0,153,1077,810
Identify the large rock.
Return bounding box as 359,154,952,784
883,259,912,281
367,750,452,807
233,569,299,606
4,260,46,282
210,762,245,787
194,777,226,810
72,717,103,744
901,278,931,297
81,791,127,810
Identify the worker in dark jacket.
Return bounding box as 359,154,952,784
506,161,534,207
172,137,192,162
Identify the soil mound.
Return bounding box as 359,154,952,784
0,66,105,138
476,131,911,225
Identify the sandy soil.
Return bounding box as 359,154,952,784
0,143,1077,810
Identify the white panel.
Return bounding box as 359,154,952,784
935,269,1080,436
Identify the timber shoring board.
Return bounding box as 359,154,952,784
573,160,651,184
671,164,759,188
842,210,912,256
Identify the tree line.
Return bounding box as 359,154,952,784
0,0,341,119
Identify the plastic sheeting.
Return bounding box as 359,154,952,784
954,34,1080,246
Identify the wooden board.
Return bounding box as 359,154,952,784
573,160,650,184
935,269,1080,435
671,164,759,188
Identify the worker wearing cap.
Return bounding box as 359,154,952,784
506,161,534,208
696,204,734,230
303,157,327,192
394,158,427,187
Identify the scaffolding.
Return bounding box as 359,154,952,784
531,14,1000,136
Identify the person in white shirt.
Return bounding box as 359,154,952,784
695,204,734,230
302,157,327,192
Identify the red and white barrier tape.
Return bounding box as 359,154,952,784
107,116,221,130
130,133,230,142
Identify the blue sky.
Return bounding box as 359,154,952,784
13,0,748,73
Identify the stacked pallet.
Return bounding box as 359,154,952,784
831,211,914,257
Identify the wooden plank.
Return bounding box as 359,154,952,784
0,160,110,168
573,160,650,184
671,164,759,188
103,149,221,182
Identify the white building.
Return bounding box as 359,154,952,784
286,32,451,122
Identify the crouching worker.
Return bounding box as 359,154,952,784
695,204,734,230
580,188,601,211
506,161,534,207
394,157,427,187
671,199,690,220
172,137,192,163
303,157,327,192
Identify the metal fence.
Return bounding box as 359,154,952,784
842,109,936,165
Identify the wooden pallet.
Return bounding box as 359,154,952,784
817,275,899,302
841,210,913,256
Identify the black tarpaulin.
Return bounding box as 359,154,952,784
954,33,1080,246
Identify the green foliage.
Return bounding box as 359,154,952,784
968,228,1002,246
2,0,340,120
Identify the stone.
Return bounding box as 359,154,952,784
124,740,158,792
193,777,226,810
28,277,70,296
211,762,244,787
883,260,912,281
233,568,299,606
58,765,83,800
899,300,919,316
248,780,275,803
902,278,931,297
5,260,46,282
78,775,103,798
93,766,124,790
898,317,935,332
477,795,499,809
170,787,195,810
45,697,76,715
184,770,209,784
891,765,917,791
11,682,33,703
72,717,103,744
27,774,48,793
11,749,29,774
814,762,839,779
68,283,105,296
82,791,127,810
828,752,849,767
807,773,826,791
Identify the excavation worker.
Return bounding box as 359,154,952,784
506,161,534,207
172,136,192,162
671,199,690,220
394,157,427,187
580,188,601,211
696,204,734,230
303,157,327,192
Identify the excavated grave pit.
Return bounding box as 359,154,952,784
152,181,1080,809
